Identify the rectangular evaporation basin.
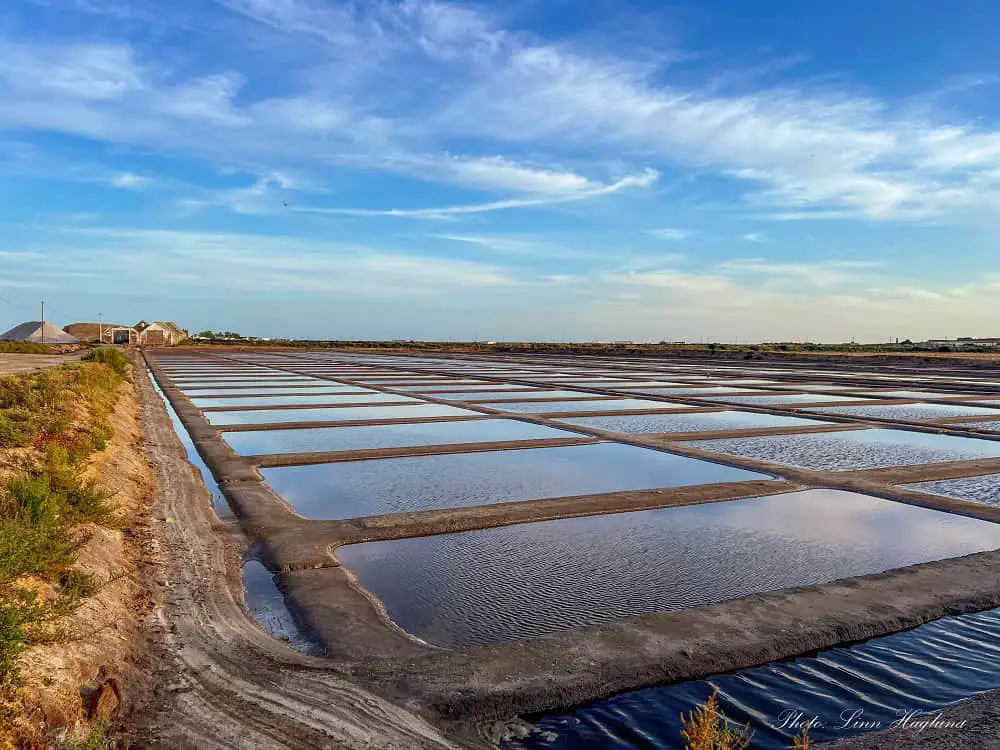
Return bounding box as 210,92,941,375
905,475,1000,506
686,428,1000,471
190,393,418,409
175,379,321,387
569,381,688,388
771,383,862,391
860,390,984,400
205,403,480,426
809,402,1000,421
260,442,769,519
223,418,581,456
557,411,834,434
619,387,766,396
434,389,589,401
400,384,528,392
172,374,307,380
335,489,1000,648
707,393,869,405
496,398,688,413
182,387,372,397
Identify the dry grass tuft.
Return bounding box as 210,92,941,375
681,690,752,750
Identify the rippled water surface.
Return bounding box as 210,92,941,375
402,384,532,392
205,403,479,425
620,386,767,395
906,474,1000,506
507,607,1000,750
859,390,990,400
261,442,768,519
557,411,833,434
182,386,372,396
433,389,591,401
811,402,1000,421
176,380,325,389
688,428,1000,471
708,393,868,405
497,398,688,413
224,418,579,455
337,489,1000,648
173,376,320,384
191,392,417,408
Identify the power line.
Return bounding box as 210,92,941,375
0,294,32,310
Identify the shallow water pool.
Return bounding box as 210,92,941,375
336,489,1000,648
496,398,688,414
707,393,868,405
810,402,1000,421
224,418,581,455
687,428,1000,471
261,442,768,519
434,389,591,401
905,474,1000,506
557,411,833,434
205,403,481,425
191,392,418,408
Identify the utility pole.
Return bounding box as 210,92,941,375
99,312,103,344
40,301,44,345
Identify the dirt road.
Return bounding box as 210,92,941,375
130,362,462,749
0,351,84,375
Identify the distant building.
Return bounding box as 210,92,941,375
0,320,79,344
66,321,137,344
135,321,187,347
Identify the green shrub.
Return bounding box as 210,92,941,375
83,348,131,378
0,517,83,585
67,720,114,749
0,410,36,449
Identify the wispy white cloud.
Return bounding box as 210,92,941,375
742,232,767,243
111,172,150,189
37,226,568,296
296,169,659,219
646,227,692,241
6,1,1000,224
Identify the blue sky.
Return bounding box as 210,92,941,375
2,0,1000,342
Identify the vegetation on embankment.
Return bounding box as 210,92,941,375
0,342,50,355
0,350,132,742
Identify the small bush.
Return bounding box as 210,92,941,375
83,348,131,378
0,517,83,585
58,570,99,600
67,720,115,749
0,411,37,448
